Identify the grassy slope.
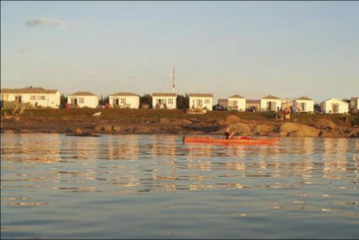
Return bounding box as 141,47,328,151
1,109,357,126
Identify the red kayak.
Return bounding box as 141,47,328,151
183,136,280,145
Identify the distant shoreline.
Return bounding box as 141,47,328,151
1,109,358,138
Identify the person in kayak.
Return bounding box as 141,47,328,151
224,127,235,139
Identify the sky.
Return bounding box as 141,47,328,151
1,1,359,102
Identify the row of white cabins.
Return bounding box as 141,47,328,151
1,87,358,114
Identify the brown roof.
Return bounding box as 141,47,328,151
297,96,313,101
246,100,260,104
1,87,58,94
188,93,213,98
110,92,139,97
218,99,228,106
68,91,97,96
228,94,245,99
152,93,177,97
262,95,280,100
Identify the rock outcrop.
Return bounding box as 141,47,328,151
102,125,113,132
279,122,320,137
229,122,252,135
112,126,121,132
74,127,83,134
251,124,276,135
314,119,337,131
225,115,241,125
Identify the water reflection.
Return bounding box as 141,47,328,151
1,134,359,239
1,135,359,194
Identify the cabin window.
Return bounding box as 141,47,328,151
30,95,37,100
205,99,210,104
168,99,173,104
38,96,46,101
15,96,22,103
120,98,126,104
79,98,85,104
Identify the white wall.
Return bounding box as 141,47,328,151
227,98,246,111
189,97,213,111
68,96,99,108
357,99,359,110
260,99,282,111
321,98,349,114
152,96,177,109
293,100,314,113
1,92,60,108
109,96,139,109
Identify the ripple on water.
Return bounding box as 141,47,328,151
1,134,359,239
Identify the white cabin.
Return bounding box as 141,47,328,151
227,95,246,111
189,93,213,111
0,87,60,108
321,98,349,114
260,95,282,111
109,92,140,109
293,97,314,113
67,92,99,108
152,93,177,109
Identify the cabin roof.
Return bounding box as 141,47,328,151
296,96,313,101
188,93,213,98
1,87,58,94
110,92,139,97
262,95,280,100
228,94,245,99
68,91,97,96
152,93,177,97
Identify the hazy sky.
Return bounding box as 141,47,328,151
1,1,358,102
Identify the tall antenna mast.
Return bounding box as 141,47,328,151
171,66,176,93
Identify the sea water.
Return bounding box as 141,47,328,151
1,134,358,239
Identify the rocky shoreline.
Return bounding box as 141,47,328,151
1,114,358,138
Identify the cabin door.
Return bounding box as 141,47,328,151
332,104,339,113
301,103,306,112
115,99,119,106
71,98,77,106
268,101,276,111
197,99,203,108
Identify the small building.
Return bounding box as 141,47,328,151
152,93,177,109
350,97,359,112
246,100,260,112
0,87,61,108
293,97,314,113
260,95,282,111
320,98,349,114
213,99,228,111
227,94,246,111
67,92,99,108
109,92,140,109
188,93,213,111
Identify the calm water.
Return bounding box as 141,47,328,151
1,134,358,239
